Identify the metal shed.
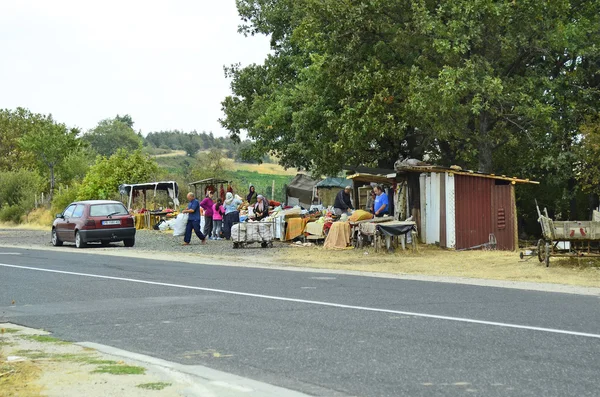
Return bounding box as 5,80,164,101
389,166,538,251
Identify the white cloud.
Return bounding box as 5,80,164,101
0,0,270,136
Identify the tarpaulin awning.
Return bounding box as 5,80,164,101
119,181,180,208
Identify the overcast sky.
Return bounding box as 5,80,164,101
0,0,270,136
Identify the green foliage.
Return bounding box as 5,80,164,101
19,112,81,201
0,170,43,223
190,149,231,181
84,117,143,157
51,184,80,214
78,149,159,200
0,107,37,171
54,146,94,186
576,117,600,195
222,0,600,221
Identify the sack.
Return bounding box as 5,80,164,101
173,213,189,236
231,223,246,241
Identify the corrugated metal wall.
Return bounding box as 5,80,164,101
491,184,516,251
454,176,493,250
454,176,516,250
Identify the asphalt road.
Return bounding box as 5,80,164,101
1,247,599,396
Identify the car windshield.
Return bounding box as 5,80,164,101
89,204,128,217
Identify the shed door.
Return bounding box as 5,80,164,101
492,182,516,251
425,173,441,244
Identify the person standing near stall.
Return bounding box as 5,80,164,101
222,192,242,240
247,184,258,205
373,185,389,218
333,186,354,216
181,192,206,245
211,198,225,240
200,191,214,238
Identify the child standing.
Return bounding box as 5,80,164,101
211,199,225,240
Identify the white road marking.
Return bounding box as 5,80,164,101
0,253,21,255
2,263,600,339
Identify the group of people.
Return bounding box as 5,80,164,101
181,184,271,245
333,185,389,217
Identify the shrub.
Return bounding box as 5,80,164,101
0,205,25,223
51,184,80,215
0,170,43,223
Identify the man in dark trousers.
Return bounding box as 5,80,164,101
182,192,206,246
333,186,354,216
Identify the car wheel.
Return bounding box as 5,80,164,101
123,238,135,247
51,228,63,247
75,231,87,248
100,240,110,247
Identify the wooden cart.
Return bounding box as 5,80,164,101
536,202,600,267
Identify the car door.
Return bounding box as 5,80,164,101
70,204,85,235
59,204,77,241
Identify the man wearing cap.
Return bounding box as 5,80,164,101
333,186,354,216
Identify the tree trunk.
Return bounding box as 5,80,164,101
478,112,493,173
49,165,55,205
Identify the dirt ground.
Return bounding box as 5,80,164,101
266,244,600,288
0,324,188,397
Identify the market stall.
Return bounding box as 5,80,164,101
189,178,232,202
118,181,180,230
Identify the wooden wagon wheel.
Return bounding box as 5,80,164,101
537,239,545,263
537,239,551,267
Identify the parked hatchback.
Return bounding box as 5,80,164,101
52,200,136,248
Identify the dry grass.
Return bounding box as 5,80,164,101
272,245,600,288
0,208,53,230
226,160,297,175
151,150,187,158
0,352,43,397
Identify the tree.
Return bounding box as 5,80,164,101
183,140,201,157
222,0,600,179
84,117,143,157
0,107,37,171
77,149,159,200
190,149,231,182
115,114,135,128
19,114,80,202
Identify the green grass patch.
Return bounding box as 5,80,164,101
92,364,146,375
136,382,172,390
13,350,117,365
1,328,20,334
20,335,70,344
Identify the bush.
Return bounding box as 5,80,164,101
22,207,54,226
51,184,80,215
0,170,43,223
0,205,26,223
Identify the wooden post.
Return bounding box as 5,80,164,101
511,184,519,251
41,192,44,204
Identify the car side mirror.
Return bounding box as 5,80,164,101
56,213,64,219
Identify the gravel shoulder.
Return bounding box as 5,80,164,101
1,228,600,294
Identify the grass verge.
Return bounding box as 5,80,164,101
136,382,172,390
272,244,600,288
92,364,146,375
20,335,70,344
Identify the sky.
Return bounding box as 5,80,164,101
0,0,271,137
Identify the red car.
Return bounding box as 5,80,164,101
52,200,136,248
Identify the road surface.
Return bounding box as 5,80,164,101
1,246,599,396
